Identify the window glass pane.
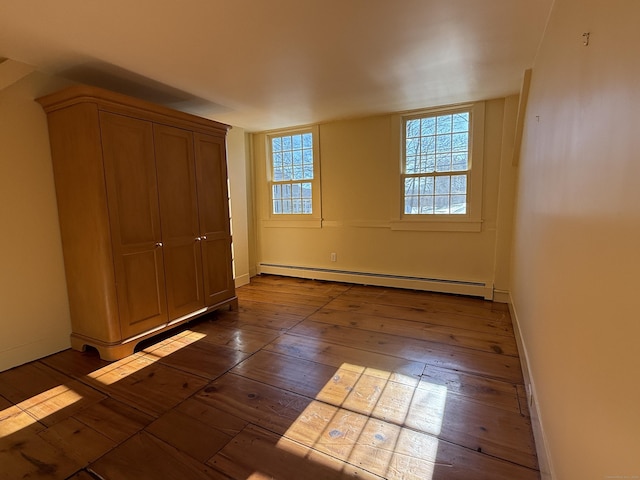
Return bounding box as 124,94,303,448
419,195,434,214
302,165,313,179
283,166,292,181
452,153,468,171
405,156,418,174
302,133,312,148
404,178,417,196
272,137,282,152
273,200,282,214
293,166,303,180
419,176,434,195
272,184,281,199
425,136,436,154
452,112,469,133
452,132,468,152
303,148,313,163
436,134,451,152
293,150,302,165
282,136,292,150
435,175,450,195
302,182,312,199
292,134,302,149
406,138,420,157
405,195,418,214
451,195,467,214
282,199,292,214
435,195,450,213
303,199,312,214
406,119,420,138
273,167,283,181
424,155,435,173
420,117,436,136
451,174,467,194
436,115,452,134
436,154,451,172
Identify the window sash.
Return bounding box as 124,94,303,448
268,129,317,217
402,108,472,217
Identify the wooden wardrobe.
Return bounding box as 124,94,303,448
38,85,237,360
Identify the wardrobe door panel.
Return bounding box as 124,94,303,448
154,124,205,319
194,133,235,305
202,237,234,307
100,112,168,337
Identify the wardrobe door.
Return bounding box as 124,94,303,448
194,133,235,306
154,124,205,320
100,112,168,338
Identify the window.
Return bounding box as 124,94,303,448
266,126,321,225
397,103,484,230
403,109,470,214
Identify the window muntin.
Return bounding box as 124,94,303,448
270,131,314,215
403,110,471,215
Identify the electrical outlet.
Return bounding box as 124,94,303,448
330,252,337,262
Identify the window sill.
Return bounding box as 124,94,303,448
390,219,483,232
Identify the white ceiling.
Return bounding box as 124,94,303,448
0,0,553,131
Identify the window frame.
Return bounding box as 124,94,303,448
265,125,322,228
393,102,485,232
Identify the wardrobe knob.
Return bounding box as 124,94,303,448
155,242,163,247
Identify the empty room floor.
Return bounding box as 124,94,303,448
0,275,539,479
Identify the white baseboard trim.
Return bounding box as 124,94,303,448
0,333,70,373
258,263,493,299
493,289,511,304
234,273,251,288
508,294,555,480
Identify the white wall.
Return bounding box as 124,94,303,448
511,0,640,477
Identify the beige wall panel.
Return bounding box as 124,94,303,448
253,98,514,291
0,72,72,371
511,0,640,477
227,127,251,287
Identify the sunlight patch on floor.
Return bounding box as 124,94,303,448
0,405,40,437
275,363,448,479
87,329,206,385
0,384,84,438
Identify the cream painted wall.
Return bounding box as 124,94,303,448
226,126,251,287
0,71,72,371
511,0,640,478
252,97,519,295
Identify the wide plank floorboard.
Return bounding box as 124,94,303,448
0,274,539,479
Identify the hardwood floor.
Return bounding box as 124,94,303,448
0,275,539,479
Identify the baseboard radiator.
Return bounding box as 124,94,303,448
258,263,493,300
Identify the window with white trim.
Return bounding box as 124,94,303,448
267,126,321,222
403,108,472,215
400,102,484,229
